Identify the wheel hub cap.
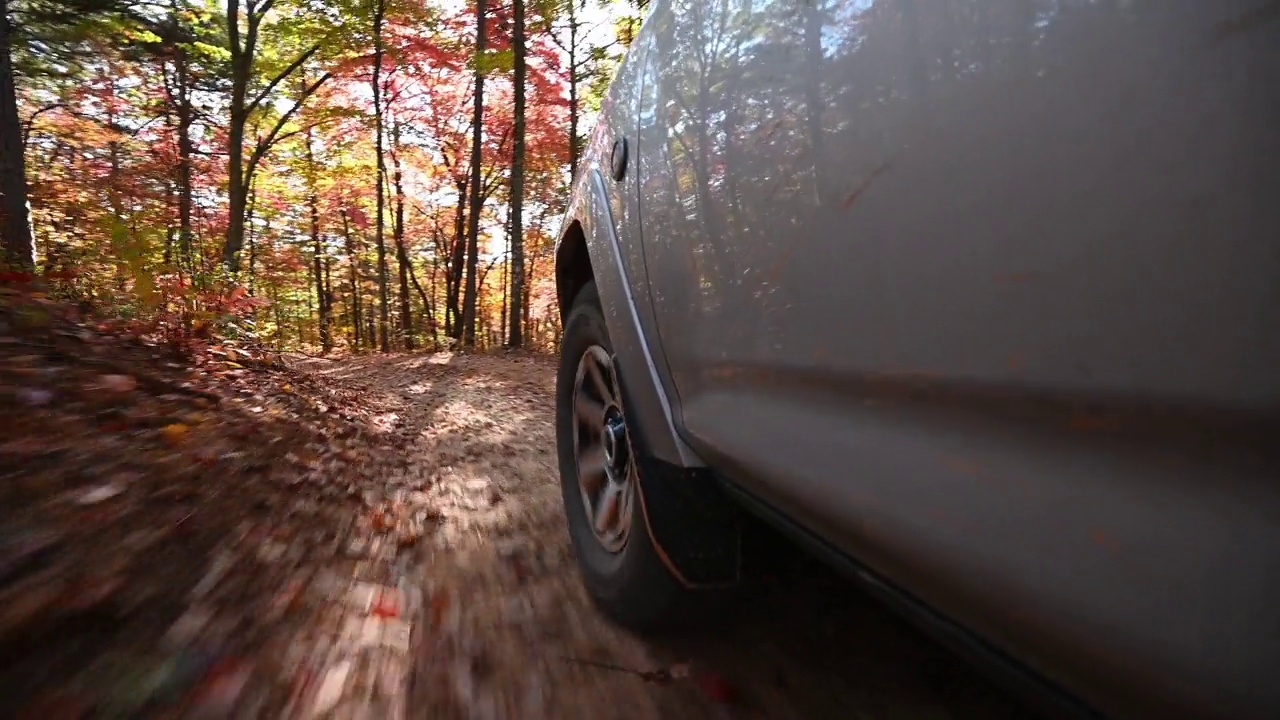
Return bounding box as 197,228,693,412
602,409,628,477
571,346,635,554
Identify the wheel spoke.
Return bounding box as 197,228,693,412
593,483,622,534
606,361,624,410
578,445,606,493
574,390,605,429
585,354,615,406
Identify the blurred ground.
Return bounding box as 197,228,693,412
0,291,1037,719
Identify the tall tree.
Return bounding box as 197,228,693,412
3,0,151,271
0,0,32,269
133,0,217,275
371,0,390,351
4,0,132,271
15,0,584,352
165,16,196,270
546,0,606,180
223,0,330,271
341,206,362,350
391,118,412,349
445,170,466,339
304,117,331,352
460,0,486,348
506,0,525,346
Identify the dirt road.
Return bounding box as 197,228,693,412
309,353,1037,720
0,310,1037,720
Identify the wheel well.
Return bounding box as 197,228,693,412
556,220,593,322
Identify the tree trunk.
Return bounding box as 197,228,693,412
500,222,508,340
446,177,466,339
372,0,391,351
174,36,195,271
223,1,325,271
323,251,333,337
461,0,487,348
271,283,283,348
507,0,526,347
0,0,34,271
392,120,413,350
429,238,440,349
164,180,175,266
406,258,436,347
304,120,331,352
102,68,128,295
246,182,257,293
224,0,250,270
342,208,362,351
567,0,580,179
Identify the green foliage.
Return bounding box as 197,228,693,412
477,47,514,75
12,0,625,351
9,0,142,76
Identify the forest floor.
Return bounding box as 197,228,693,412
0,288,1037,720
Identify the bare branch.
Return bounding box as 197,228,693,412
263,116,339,148
245,72,333,181
228,0,242,58
21,103,65,148
247,44,322,114
243,2,261,67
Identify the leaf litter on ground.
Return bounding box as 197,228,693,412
1,287,739,720
0,287,442,717
0,286,1023,720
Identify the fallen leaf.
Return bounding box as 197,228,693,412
163,607,214,650
370,591,400,619
371,510,396,532
17,388,53,406
256,541,287,564
76,481,127,505
161,423,189,445
308,660,351,716
99,374,137,393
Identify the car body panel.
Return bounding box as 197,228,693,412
555,39,703,468
621,0,1280,718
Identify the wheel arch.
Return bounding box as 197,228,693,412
556,215,742,589
554,172,702,471
555,219,593,325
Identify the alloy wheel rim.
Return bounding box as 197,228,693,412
571,345,635,553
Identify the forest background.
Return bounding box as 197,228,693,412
1,0,647,352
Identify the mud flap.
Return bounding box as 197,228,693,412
632,455,742,588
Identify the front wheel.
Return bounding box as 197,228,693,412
555,281,692,630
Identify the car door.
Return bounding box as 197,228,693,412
634,1,1280,719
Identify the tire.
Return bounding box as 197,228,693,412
556,281,692,631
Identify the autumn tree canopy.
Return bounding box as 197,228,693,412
3,0,644,351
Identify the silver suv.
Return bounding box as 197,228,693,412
552,2,1280,719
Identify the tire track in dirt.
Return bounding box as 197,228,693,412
311,352,1038,720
